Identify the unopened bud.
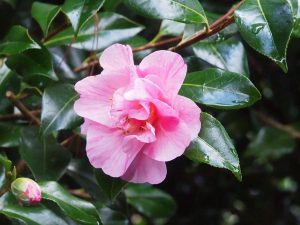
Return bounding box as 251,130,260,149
11,178,42,204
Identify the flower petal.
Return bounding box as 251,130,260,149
100,44,135,76
86,124,144,177
74,74,128,126
143,121,191,161
121,152,167,184
174,95,201,140
138,50,187,99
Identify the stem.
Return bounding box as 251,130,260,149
6,91,41,126
254,111,300,139
169,1,244,51
42,22,71,43
60,133,78,147
0,110,40,122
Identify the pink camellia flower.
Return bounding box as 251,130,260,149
11,178,42,204
74,44,201,184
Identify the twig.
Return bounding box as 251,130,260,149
169,1,244,51
60,133,78,147
69,189,91,199
254,111,300,139
42,21,71,43
6,91,41,126
0,110,40,122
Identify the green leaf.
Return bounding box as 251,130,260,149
31,2,60,36
193,38,250,76
103,0,122,11
246,127,295,164
99,207,129,225
19,127,71,181
125,184,177,219
180,68,261,109
124,0,208,24
6,48,58,81
39,181,102,225
62,0,105,34
0,61,13,93
67,159,106,201
0,26,40,56
185,112,242,181
41,84,81,136
0,123,22,148
159,20,185,37
0,193,69,225
45,12,144,51
234,0,294,72
95,170,127,201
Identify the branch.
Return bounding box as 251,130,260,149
0,110,40,122
254,111,300,139
169,1,244,51
41,21,71,43
6,91,41,126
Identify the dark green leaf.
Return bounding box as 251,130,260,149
95,170,127,201
234,0,294,72
246,127,295,164
180,68,261,109
185,112,242,181
31,2,60,36
124,0,208,24
62,0,105,34
193,38,250,76
103,0,122,11
0,123,21,148
0,61,13,93
6,48,58,81
45,12,144,51
41,84,81,135
19,127,71,181
159,20,185,37
67,159,106,201
0,26,40,56
100,207,129,225
39,181,102,225
0,193,69,225
125,184,177,219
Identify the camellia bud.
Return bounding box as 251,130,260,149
11,178,42,204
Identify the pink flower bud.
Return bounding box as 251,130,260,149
11,178,42,204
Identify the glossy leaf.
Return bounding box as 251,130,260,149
45,12,144,51
67,159,106,201
180,68,261,109
62,0,105,34
41,84,81,135
159,20,185,37
0,61,13,93
95,170,127,201
6,48,58,81
0,193,69,225
185,112,242,181
0,26,40,55
39,181,101,225
0,123,21,148
100,207,129,225
124,0,208,24
19,127,71,181
125,184,177,219
193,38,250,76
246,127,295,164
234,0,294,72
31,2,60,36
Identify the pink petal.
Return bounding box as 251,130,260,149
138,50,187,99
143,121,191,161
174,95,201,140
74,74,129,126
100,44,135,76
121,152,167,184
86,124,144,177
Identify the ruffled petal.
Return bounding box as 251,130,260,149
86,124,144,177
174,95,201,140
100,44,135,76
121,152,167,184
74,74,129,126
138,50,187,99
